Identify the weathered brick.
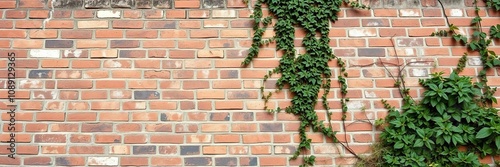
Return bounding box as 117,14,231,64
358,48,386,57
19,0,45,8
198,50,224,58
88,157,119,166
97,10,121,18
82,123,113,132
153,0,172,8
28,70,52,78
30,49,60,58
111,0,133,8
240,157,258,166
90,49,118,58
185,157,212,166
260,123,283,132
55,157,85,166
84,0,110,8
45,40,73,48
111,40,140,48
146,21,176,29
213,10,236,18
136,0,152,8
180,146,200,155
134,91,160,99
203,0,224,8
53,0,84,8
133,146,156,154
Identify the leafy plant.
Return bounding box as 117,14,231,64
377,71,500,167
486,0,500,10
242,0,369,166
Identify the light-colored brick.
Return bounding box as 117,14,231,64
78,21,109,29
348,28,377,37
90,49,118,58
198,50,224,58
97,11,121,18
30,49,60,58
212,10,236,18
88,157,119,166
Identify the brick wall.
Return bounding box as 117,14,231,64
0,0,499,166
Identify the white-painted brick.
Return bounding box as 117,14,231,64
63,50,83,58
88,157,119,166
400,9,421,17
411,68,428,77
30,49,60,58
468,57,482,66
364,91,377,98
347,101,364,110
348,29,376,37
97,11,121,18
212,10,236,18
449,9,463,17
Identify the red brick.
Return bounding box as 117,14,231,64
166,10,186,18
15,20,43,29
0,30,26,38
45,20,74,29
0,1,16,9
5,10,26,19
175,1,200,8
113,20,144,29
19,0,44,8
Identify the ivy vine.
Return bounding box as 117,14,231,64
242,0,368,166
242,0,500,166
359,0,500,166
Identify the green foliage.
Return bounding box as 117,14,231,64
377,71,500,167
468,0,499,106
491,24,500,39
486,0,500,10
368,1,500,166
243,0,369,166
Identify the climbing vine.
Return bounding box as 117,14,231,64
357,0,500,166
242,0,500,166
242,0,368,166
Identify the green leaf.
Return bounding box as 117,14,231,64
416,129,425,138
436,103,445,114
493,59,500,66
414,139,423,147
452,134,463,146
394,141,404,149
476,127,493,139
496,136,500,149
444,135,451,144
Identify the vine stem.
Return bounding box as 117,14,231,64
437,0,451,27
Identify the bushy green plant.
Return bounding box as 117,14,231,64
378,71,500,167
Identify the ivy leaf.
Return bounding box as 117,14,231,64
476,127,493,139
452,134,463,146
436,103,445,115
425,140,434,150
451,126,463,133
444,135,451,144
469,42,478,51
416,129,425,138
496,136,500,149
471,16,482,25
493,59,500,66
414,139,423,147
394,141,404,149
